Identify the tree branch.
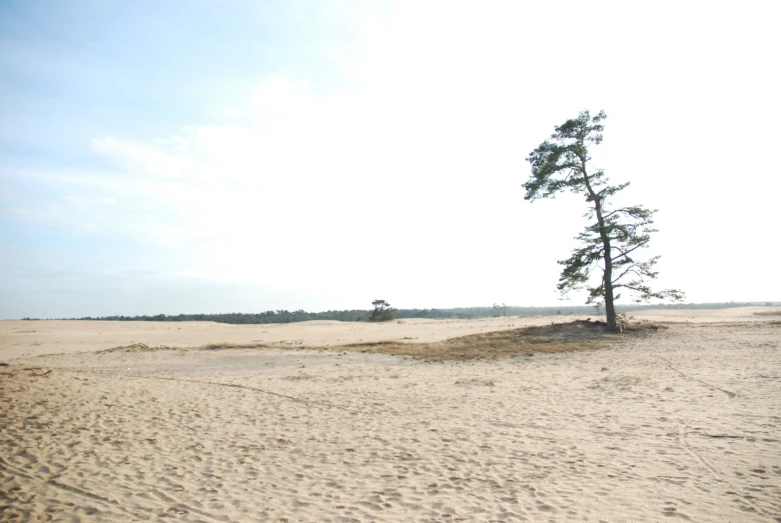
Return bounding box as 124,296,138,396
611,265,638,285
611,242,648,262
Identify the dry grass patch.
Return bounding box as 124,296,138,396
455,378,496,387
98,320,663,361
331,320,666,361
282,373,318,381
97,342,180,353
522,319,666,340
199,342,271,350
333,322,616,361
99,342,272,353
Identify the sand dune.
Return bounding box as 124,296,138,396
1,307,780,521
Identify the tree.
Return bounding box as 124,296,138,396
492,303,508,317
369,299,395,322
524,110,684,330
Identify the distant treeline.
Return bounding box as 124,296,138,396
21,301,778,324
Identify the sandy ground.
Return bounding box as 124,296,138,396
1,307,780,522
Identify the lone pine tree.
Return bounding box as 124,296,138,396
524,110,684,330
369,299,395,322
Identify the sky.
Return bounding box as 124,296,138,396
1,0,779,319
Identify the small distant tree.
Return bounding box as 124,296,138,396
369,299,395,322
524,110,684,330
492,303,509,317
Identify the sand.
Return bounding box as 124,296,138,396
1,307,779,521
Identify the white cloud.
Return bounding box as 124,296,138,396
81,67,555,305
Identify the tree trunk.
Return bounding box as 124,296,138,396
580,159,618,331
603,252,617,330
596,210,617,330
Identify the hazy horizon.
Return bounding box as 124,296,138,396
7,300,780,322
2,1,779,319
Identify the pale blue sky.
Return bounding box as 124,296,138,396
2,0,779,318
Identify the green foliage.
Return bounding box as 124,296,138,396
369,299,395,322
525,110,607,201
525,110,684,329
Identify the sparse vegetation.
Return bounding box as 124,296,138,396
328,322,612,361
368,300,395,322
96,320,646,361
36,302,778,325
